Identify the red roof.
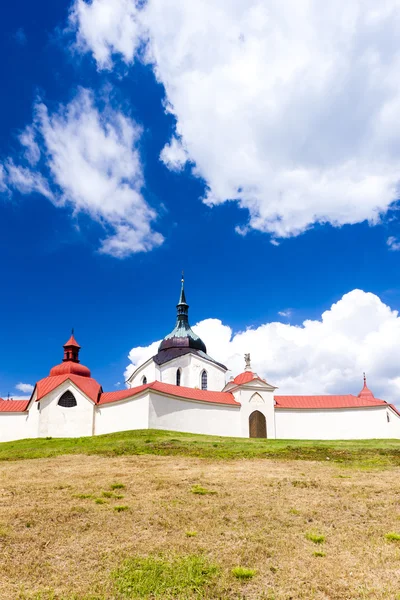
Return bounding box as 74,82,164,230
99,381,239,406
50,361,91,378
233,371,268,385
275,395,388,409
35,374,102,403
63,334,81,348
0,399,30,412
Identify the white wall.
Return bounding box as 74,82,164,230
128,360,159,387
275,406,400,440
95,394,149,435
159,353,226,390
148,391,241,437
0,413,33,442
38,380,94,438
235,385,277,438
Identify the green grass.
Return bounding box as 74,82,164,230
232,567,256,580
114,505,129,512
112,554,219,599
1,429,400,467
313,551,326,557
385,532,400,542
110,483,125,490
190,484,217,495
306,532,325,544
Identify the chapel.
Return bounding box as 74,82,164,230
0,279,399,442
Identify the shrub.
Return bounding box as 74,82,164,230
185,531,197,537
313,551,326,557
95,498,107,505
190,484,217,495
305,532,325,544
112,554,219,598
73,493,93,499
232,567,256,580
111,483,125,490
385,532,400,542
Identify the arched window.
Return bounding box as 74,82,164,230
176,369,181,386
142,376,147,385
58,391,77,408
201,370,208,390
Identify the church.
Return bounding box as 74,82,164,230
1,279,400,443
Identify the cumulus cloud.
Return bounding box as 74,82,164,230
70,0,143,69
15,383,34,394
1,88,163,257
71,0,400,240
125,289,400,404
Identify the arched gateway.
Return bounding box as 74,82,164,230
249,410,267,438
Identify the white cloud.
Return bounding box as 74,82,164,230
1,88,163,257
278,309,292,318
160,136,189,172
71,0,400,240
125,289,400,404
387,236,400,251
70,0,143,69
14,28,27,46
15,383,34,394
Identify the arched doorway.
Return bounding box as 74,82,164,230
249,411,267,438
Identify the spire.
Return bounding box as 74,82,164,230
358,372,374,398
176,273,189,325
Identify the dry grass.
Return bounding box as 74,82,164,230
1,454,400,599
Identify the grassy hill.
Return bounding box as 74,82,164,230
1,428,400,467
1,432,400,598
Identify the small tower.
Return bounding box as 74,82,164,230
63,330,81,363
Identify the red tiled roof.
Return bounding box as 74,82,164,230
64,334,80,348
274,395,388,409
49,361,91,378
233,371,267,385
99,381,240,406
0,399,30,412
35,374,102,403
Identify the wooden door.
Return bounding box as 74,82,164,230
249,410,267,438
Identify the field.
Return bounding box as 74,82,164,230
1,431,400,599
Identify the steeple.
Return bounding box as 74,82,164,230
358,372,374,399
158,276,207,353
176,275,189,325
63,330,81,363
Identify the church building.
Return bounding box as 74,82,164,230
1,279,399,442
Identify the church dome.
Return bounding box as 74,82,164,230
49,333,91,378
158,278,207,353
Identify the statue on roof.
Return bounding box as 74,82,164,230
244,353,251,370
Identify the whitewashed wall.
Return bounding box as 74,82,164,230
95,394,149,435
0,413,32,442
275,406,400,440
233,385,276,438
148,391,241,437
129,353,226,391
159,354,226,390
128,359,159,387
38,380,94,438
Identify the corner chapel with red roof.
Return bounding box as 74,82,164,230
1,279,400,442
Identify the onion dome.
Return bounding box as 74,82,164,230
158,277,207,353
357,373,374,399
49,332,91,378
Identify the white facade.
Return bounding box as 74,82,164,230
1,282,400,443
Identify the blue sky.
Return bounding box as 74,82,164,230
2,1,400,401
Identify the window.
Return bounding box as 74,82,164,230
201,370,208,390
142,376,147,385
176,369,181,386
58,391,77,408
37,402,40,411
387,411,391,423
